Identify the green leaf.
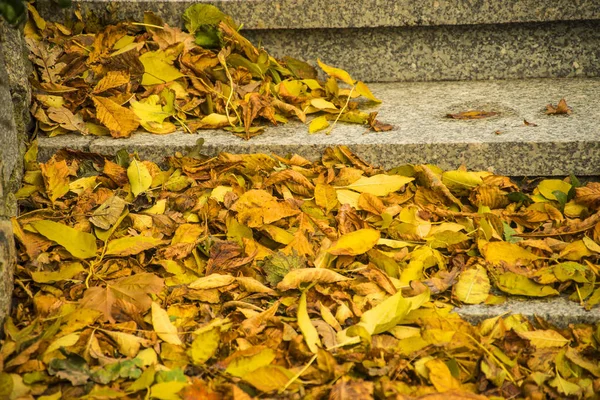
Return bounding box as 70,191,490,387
262,251,304,286
29,220,97,259
182,4,226,34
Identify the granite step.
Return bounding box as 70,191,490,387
36,0,600,82
38,77,600,177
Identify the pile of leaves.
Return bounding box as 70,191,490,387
24,3,387,139
3,142,600,399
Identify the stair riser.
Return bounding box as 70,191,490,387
36,0,600,30
244,21,600,82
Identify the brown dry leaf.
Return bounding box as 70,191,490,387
546,98,572,115
446,110,498,119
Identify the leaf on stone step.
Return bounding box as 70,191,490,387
309,115,330,133
454,265,490,304
446,110,498,119
91,95,139,138
355,81,381,103
317,59,355,86
29,220,97,259
277,268,349,291
151,302,182,345
328,228,380,256
517,329,570,348
346,174,414,197
545,98,572,115
482,241,539,266
127,159,152,197
298,291,321,353
495,272,559,297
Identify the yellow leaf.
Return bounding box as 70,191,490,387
93,71,130,94
140,50,185,86
151,302,182,345
346,174,414,196
559,240,593,261
425,358,461,392
91,95,139,138
442,170,490,194
242,365,295,393
495,272,559,297
40,158,70,202
315,184,338,213
277,268,350,291
308,115,330,134
127,158,152,197
44,332,80,356
336,189,361,209
355,81,381,102
105,236,163,256
29,220,97,259
347,290,429,339
317,59,355,85
583,236,600,253
104,330,149,358
537,179,572,200
517,330,570,348
31,262,84,283
482,241,539,266
171,223,203,244
225,347,276,377
210,186,233,202
188,328,220,365
130,95,172,124
328,228,380,256
189,274,235,289
549,373,582,396
298,291,321,353
309,98,337,110
69,176,97,195
454,265,490,304
149,381,188,400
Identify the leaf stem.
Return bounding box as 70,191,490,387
326,85,354,135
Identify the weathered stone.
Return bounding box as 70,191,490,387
36,0,600,30
0,219,15,330
38,77,600,176
35,1,600,82
455,297,600,328
0,19,31,217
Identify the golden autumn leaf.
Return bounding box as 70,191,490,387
151,302,182,345
328,228,380,256
345,174,414,197
92,95,140,138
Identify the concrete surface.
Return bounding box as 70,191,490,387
38,78,600,176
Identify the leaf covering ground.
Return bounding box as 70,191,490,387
24,3,389,139
3,142,600,399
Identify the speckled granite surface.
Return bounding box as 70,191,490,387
37,78,600,176
245,20,600,82
455,297,600,328
37,0,600,29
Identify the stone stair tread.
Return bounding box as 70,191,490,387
38,0,600,30
38,77,600,176
455,297,600,328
